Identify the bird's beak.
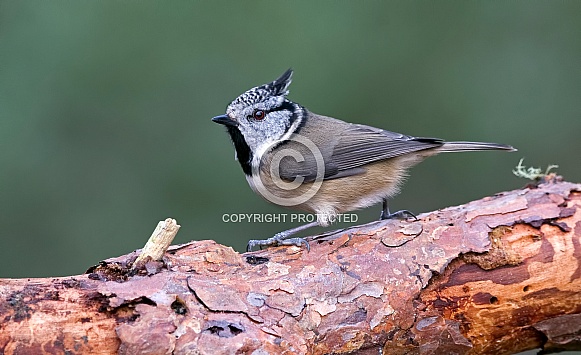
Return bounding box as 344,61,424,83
212,114,238,127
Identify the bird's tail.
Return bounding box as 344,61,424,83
437,141,516,153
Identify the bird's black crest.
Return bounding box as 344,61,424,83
268,68,293,96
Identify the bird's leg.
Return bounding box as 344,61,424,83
247,221,320,252
380,198,418,221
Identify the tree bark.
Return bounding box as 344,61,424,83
1,179,580,355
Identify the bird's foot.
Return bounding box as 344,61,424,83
247,233,310,252
380,209,418,221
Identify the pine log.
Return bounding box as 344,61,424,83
1,179,580,354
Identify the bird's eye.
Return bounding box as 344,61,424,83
252,110,266,120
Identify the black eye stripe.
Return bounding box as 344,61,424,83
267,100,295,114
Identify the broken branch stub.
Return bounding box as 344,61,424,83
132,218,180,269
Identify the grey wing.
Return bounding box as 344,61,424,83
275,124,443,182
331,124,444,172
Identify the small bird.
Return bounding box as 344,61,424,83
212,69,515,251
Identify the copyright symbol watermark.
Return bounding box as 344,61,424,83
250,133,325,207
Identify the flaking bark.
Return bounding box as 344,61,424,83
1,178,580,354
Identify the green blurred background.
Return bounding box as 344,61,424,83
1,1,579,278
